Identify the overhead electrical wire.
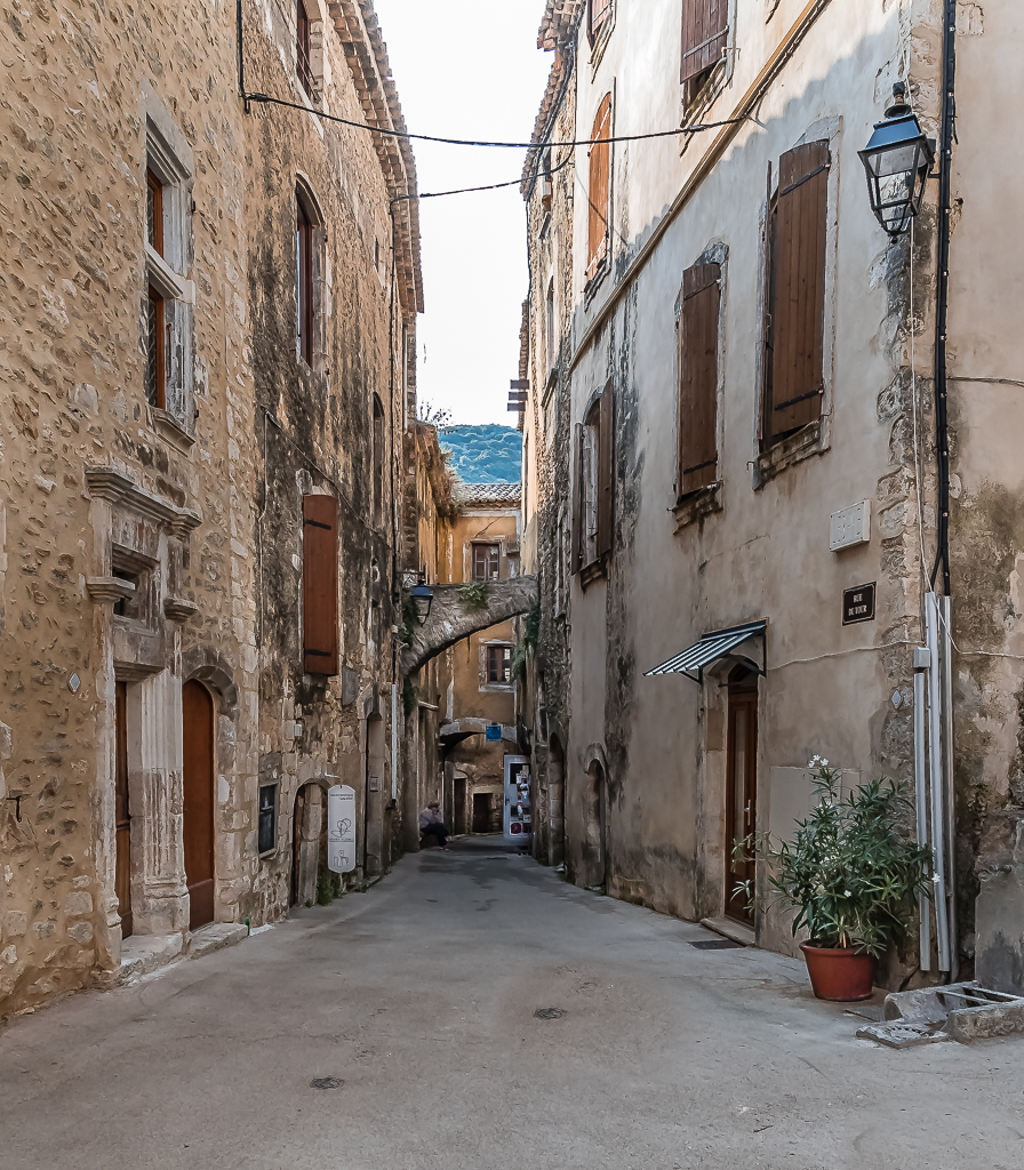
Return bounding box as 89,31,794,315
244,91,752,154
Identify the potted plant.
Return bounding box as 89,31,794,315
736,756,932,1001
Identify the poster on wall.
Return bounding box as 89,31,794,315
327,784,357,874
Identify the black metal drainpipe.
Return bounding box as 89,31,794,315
930,0,957,596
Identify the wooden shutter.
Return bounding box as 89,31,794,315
302,494,338,675
588,0,613,44
571,423,584,573
681,0,729,84
596,381,615,560
678,262,721,494
765,140,829,441
587,95,612,279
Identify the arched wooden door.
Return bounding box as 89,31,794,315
183,681,215,930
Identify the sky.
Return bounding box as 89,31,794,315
371,0,553,426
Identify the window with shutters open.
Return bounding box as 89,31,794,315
587,0,614,47
761,140,830,450
572,381,615,578
681,0,729,104
586,95,612,284
677,261,721,497
302,494,338,675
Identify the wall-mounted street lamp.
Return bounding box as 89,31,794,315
410,575,434,625
859,83,935,237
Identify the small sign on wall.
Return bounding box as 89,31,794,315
842,582,876,625
327,784,356,874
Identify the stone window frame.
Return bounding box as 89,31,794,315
258,783,278,856
144,116,196,444
295,0,325,106
480,641,515,692
751,116,841,489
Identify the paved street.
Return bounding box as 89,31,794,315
2,839,1023,1170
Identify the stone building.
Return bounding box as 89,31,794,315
520,0,1024,990
442,482,523,837
0,0,421,1016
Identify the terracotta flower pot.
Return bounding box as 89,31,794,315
800,943,877,1001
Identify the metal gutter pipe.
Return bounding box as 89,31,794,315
926,594,952,974
914,645,932,971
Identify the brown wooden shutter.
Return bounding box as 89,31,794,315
587,95,612,279
571,423,584,573
681,0,729,84
596,381,615,560
302,494,338,675
678,262,721,495
765,140,830,441
588,0,613,44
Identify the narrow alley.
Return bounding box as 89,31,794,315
2,843,1021,1170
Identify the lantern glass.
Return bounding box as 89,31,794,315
859,111,934,237
410,582,434,625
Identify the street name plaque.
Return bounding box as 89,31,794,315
842,582,876,626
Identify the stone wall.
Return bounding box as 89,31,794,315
0,0,422,1017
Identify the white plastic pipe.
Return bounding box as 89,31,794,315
926,594,952,974
939,595,957,973
913,647,932,972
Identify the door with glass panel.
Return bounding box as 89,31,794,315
725,666,758,924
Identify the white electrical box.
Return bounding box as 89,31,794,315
829,500,871,552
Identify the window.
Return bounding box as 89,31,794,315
586,95,612,282
545,278,556,373
541,148,553,211
587,0,614,45
145,169,167,409
486,645,513,686
258,785,277,854
296,190,315,366
472,543,501,582
302,494,338,675
681,0,729,101
372,394,385,524
761,141,830,448
296,1,315,97
144,123,193,425
572,381,615,574
677,261,721,495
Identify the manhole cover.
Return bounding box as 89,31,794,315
689,939,744,950
309,1076,345,1090
533,1007,567,1020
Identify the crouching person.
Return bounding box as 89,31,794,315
419,801,450,851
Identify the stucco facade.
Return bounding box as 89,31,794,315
522,0,1024,989
444,485,523,837
0,0,422,1016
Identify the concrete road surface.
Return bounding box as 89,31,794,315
2,838,1023,1170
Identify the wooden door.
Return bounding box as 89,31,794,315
183,681,215,930
725,668,758,924
115,682,133,938
291,787,306,905
472,793,491,834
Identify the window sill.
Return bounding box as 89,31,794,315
151,406,196,454
146,245,192,302
579,556,609,589
754,419,826,489
542,364,560,405
673,481,722,531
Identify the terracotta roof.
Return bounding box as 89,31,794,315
328,1,424,314
455,482,522,508
538,0,585,50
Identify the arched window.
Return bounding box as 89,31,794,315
587,94,612,281
372,393,386,523
295,182,323,368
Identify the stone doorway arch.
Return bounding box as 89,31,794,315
290,783,326,907
584,756,608,891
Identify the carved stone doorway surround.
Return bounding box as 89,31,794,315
85,466,201,970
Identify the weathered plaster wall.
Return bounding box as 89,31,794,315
526,0,972,980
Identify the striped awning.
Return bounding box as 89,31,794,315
644,620,767,684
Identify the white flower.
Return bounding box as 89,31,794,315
821,758,829,767
932,873,941,884
843,890,852,897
